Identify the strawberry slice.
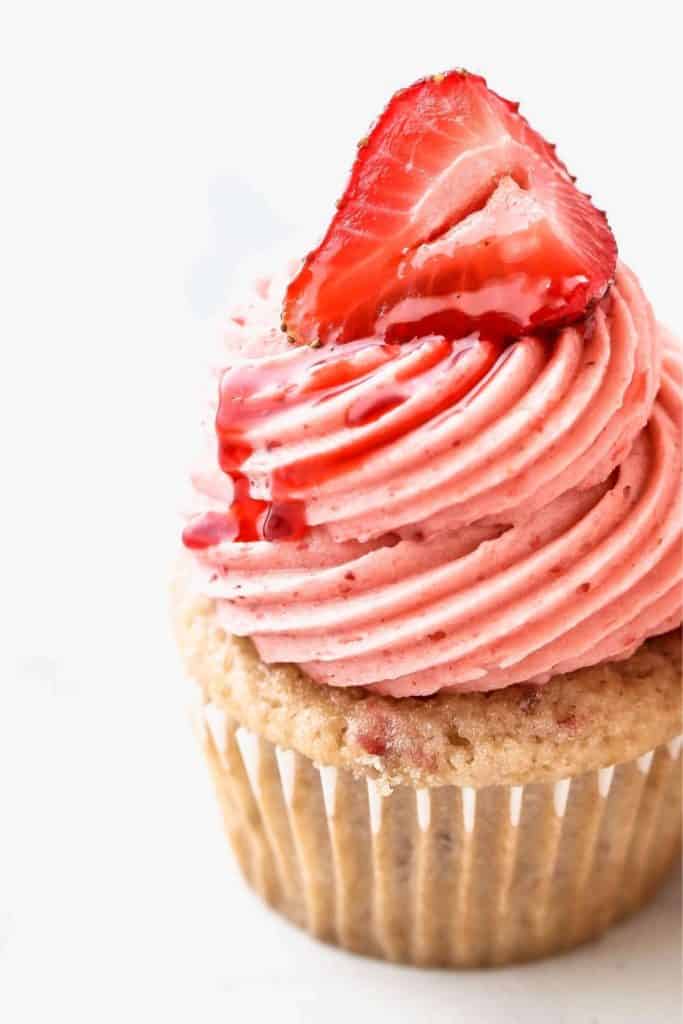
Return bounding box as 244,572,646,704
283,70,617,345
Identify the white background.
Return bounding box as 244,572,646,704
1,1,681,1020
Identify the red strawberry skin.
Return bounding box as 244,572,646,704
283,70,617,346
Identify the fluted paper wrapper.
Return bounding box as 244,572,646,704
196,701,682,966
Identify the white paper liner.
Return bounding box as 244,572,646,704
196,700,682,967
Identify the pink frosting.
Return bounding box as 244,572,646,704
184,264,682,696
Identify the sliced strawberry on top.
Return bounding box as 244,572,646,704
283,70,617,346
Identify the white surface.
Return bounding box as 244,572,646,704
2,1,681,1020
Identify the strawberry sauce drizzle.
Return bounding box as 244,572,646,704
273,338,503,492
346,390,406,427
183,333,506,550
182,510,238,549
183,419,309,548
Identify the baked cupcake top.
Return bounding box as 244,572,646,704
181,70,682,698
173,568,681,786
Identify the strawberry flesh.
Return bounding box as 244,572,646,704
283,71,617,346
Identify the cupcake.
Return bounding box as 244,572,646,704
173,70,682,966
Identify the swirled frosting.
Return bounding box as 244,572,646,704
183,263,682,696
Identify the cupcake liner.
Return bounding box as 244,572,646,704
195,699,682,967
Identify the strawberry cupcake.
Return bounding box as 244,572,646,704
174,70,682,966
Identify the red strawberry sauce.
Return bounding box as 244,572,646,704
182,333,503,550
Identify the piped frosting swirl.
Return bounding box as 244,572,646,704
183,264,682,696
